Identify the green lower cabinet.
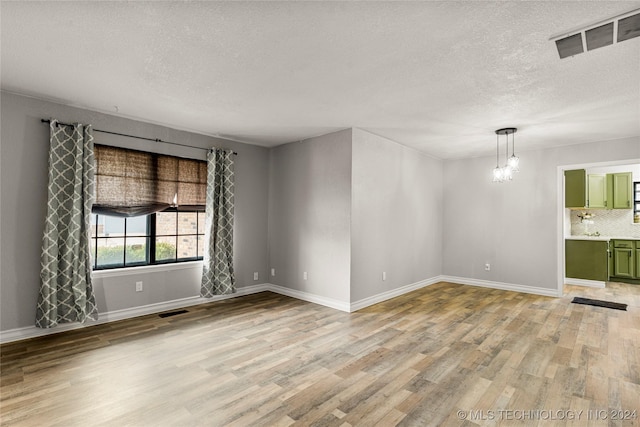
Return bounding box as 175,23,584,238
608,242,614,279
565,240,608,281
610,240,639,283
613,248,635,278
572,239,640,284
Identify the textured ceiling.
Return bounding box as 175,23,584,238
2,1,639,159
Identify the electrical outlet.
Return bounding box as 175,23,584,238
271,268,275,277
303,271,308,280
135,281,143,292
485,263,491,271
382,271,387,281
253,272,259,281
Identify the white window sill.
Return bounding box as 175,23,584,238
92,260,203,279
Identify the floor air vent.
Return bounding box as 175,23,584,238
571,297,627,311
553,8,640,58
159,309,189,318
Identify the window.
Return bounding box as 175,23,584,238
90,210,206,269
91,144,208,270
634,181,639,221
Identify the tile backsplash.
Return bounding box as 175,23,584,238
570,209,640,238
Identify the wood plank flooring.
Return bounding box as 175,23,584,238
1,281,639,426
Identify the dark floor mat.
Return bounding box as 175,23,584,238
571,297,627,311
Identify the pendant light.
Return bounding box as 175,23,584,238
492,132,504,182
493,128,518,183
507,130,520,172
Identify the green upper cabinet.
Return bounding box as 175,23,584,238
612,172,632,209
587,174,607,208
565,169,586,208
566,170,633,210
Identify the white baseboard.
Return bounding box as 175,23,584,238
350,276,443,312
267,277,443,313
266,284,351,312
564,277,606,288
0,279,428,343
440,275,562,297
0,283,270,344
0,276,564,344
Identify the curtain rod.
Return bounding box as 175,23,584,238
40,119,238,155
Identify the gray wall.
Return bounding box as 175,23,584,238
442,136,640,290
3,90,637,332
268,129,352,304
0,92,269,331
350,129,443,302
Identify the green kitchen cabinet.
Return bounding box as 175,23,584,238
587,174,607,208
565,239,608,281
565,170,632,209
611,172,632,209
637,244,640,280
565,169,586,208
608,240,614,278
612,240,635,278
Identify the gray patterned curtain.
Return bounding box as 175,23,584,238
36,120,98,328
201,148,235,297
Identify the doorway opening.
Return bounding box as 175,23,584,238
557,159,640,295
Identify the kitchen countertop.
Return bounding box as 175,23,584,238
565,235,639,241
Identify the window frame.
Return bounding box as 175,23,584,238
90,208,205,271
634,181,639,219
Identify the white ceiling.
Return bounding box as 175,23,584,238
2,1,639,159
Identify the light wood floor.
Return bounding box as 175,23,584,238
1,281,639,426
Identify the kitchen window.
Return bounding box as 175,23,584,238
634,181,640,221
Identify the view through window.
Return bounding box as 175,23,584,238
90,211,205,269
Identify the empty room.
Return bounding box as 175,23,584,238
1,1,639,426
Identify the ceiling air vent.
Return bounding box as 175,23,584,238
618,13,640,42
551,8,640,59
556,34,583,58
585,22,614,51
